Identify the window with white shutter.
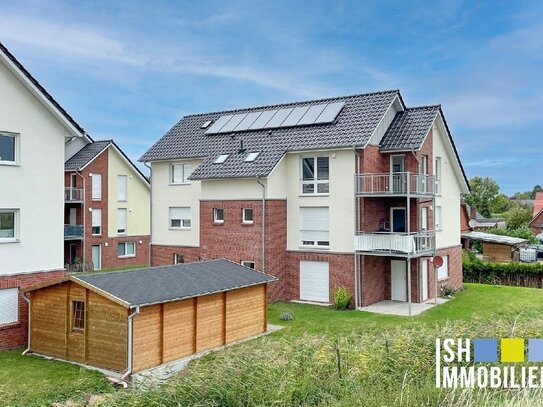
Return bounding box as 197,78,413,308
91,174,102,200
169,207,191,229
435,206,443,231
300,207,329,247
117,175,127,201
0,288,18,324
437,255,449,280
117,208,127,235
92,209,102,235
171,164,192,184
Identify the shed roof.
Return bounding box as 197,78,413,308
72,259,276,308
461,231,527,246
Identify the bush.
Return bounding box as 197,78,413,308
332,286,351,310
279,309,293,321
441,284,457,297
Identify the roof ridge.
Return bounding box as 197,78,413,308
183,89,400,118
404,104,441,110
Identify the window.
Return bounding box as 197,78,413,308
171,164,192,184
0,132,18,165
243,208,254,224
0,210,18,241
241,261,255,269
117,208,127,235
91,209,102,235
435,206,442,231
437,255,449,280
0,288,18,324
435,157,442,194
72,301,85,331
301,156,329,194
118,241,135,257
117,175,127,201
173,253,184,264
170,207,191,229
214,154,229,164
213,208,224,223
300,207,329,247
245,152,260,162
91,173,102,200
420,155,428,175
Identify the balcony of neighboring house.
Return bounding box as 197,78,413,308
354,230,435,257
355,172,438,198
64,224,84,240
65,187,84,202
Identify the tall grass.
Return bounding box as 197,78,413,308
97,318,543,407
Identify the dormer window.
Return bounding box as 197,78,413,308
245,152,260,162
214,154,229,164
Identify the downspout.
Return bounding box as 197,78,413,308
22,292,31,355
256,178,266,273
144,162,152,267
122,306,140,381
354,146,361,309
75,169,86,265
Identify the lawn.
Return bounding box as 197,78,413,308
3,283,543,406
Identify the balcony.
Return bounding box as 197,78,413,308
65,187,84,202
354,231,435,257
64,224,84,240
355,172,437,197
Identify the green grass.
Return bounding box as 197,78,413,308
0,349,114,407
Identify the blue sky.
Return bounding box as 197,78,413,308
1,0,541,195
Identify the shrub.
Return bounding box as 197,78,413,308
441,284,456,297
332,286,351,310
279,309,293,321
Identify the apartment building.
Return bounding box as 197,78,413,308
140,90,469,309
0,42,86,350
64,139,151,270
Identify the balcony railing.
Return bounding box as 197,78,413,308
64,224,84,239
355,172,437,196
354,231,435,256
65,187,84,202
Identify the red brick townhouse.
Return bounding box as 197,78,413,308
64,139,151,270
140,90,469,310
529,192,543,236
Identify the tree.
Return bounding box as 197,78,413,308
490,193,511,215
532,185,543,199
463,176,500,218
504,203,533,230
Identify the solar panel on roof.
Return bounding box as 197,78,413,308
219,113,247,133
264,108,293,128
314,101,345,123
205,115,232,134
249,110,277,129
297,103,327,125
234,111,262,131
281,105,310,127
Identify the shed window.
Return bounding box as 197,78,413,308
72,301,85,331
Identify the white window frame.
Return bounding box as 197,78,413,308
0,209,19,243
91,173,102,201
117,175,127,201
213,208,224,224
169,207,191,230
435,157,442,195
170,163,192,185
241,261,256,269
0,132,19,166
242,208,254,224
117,208,127,235
300,207,330,248
435,206,443,231
437,255,449,280
91,208,102,236
0,288,19,324
118,241,136,258
300,156,329,195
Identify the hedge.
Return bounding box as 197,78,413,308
464,256,543,288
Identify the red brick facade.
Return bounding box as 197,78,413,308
0,270,65,351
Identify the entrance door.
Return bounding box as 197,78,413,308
91,245,101,270
69,244,77,264
300,261,329,303
391,260,407,301
391,208,406,233
69,207,77,226
390,155,405,193
421,259,428,301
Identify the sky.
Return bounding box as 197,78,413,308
1,0,542,195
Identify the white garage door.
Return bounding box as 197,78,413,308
300,261,329,303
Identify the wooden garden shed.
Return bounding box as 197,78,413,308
461,231,528,263
23,259,276,375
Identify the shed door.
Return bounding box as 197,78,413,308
300,261,329,303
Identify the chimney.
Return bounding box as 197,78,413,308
469,206,477,219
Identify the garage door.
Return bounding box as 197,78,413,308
300,261,329,303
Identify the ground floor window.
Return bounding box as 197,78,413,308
0,288,18,324
0,209,18,241
437,255,449,280
118,241,136,257
241,260,255,269
173,253,184,264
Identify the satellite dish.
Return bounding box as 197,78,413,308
468,219,477,228
433,256,444,268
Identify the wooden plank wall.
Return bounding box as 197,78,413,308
132,284,267,372
483,242,513,263
29,281,129,372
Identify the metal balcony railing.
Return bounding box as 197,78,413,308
65,187,84,201
354,230,435,256
355,172,437,196
64,224,84,239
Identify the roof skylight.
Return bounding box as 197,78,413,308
201,120,213,129
214,154,229,164
245,152,260,162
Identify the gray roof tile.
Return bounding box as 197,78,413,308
75,259,276,307
140,91,400,179
379,105,440,151
65,140,111,170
